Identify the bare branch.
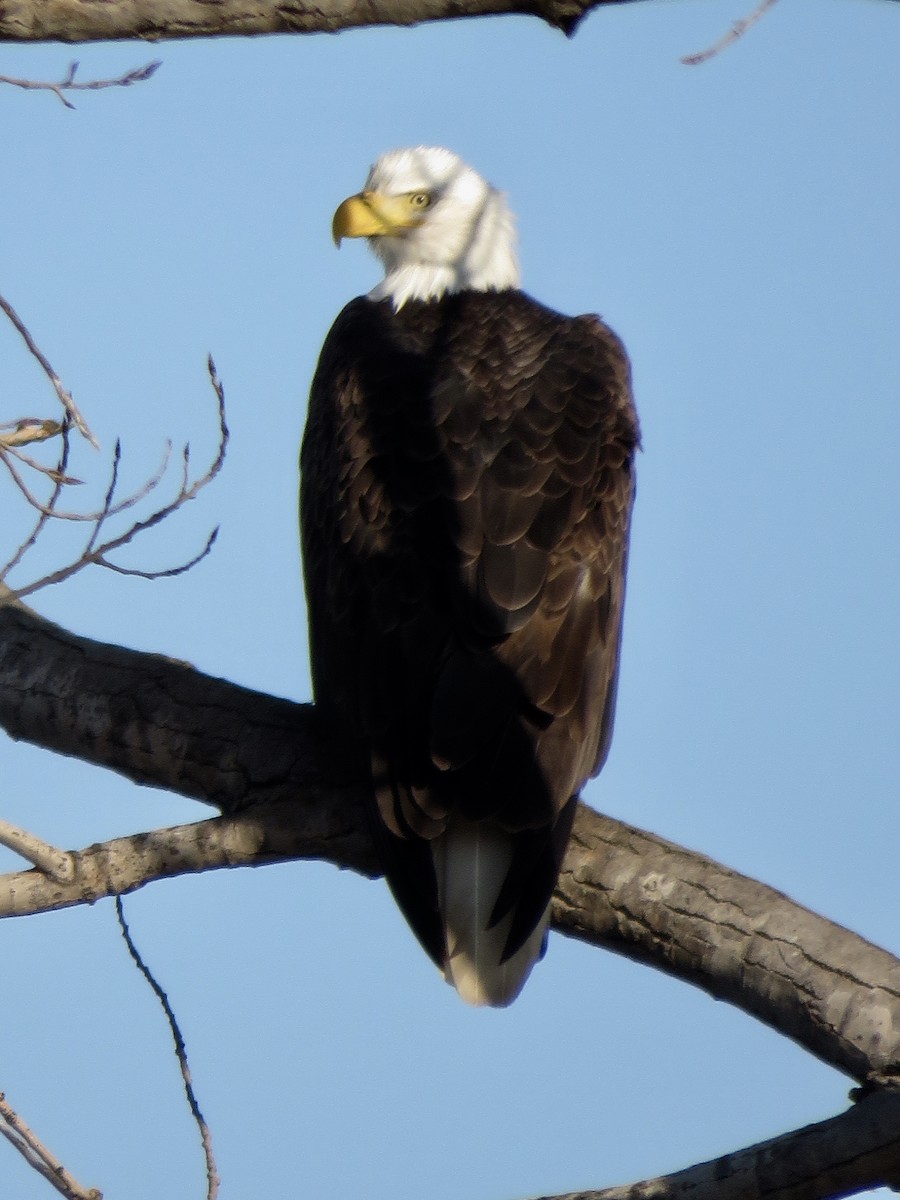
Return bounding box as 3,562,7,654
0,789,897,1086
0,434,171,524
1,597,899,1085
682,0,780,66
0,789,897,1200
0,418,73,578
2,356,227,599
1,449,81,487
0,293,97,447
1,595,899,1195
0,799,378,920
0,0,648,44
0,1092,101,1200
0,439,73,520
534,1089,900,1200
82,439,123,558
115,898,219,1200
0,59,160,109
0,419,63,450
0,818,74,882
97,526,219,579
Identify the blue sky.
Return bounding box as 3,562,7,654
1,0,898,1196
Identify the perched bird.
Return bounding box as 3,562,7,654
301,147,639,1006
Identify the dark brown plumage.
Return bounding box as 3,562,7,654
301,288,638,1005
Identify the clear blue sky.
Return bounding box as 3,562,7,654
1,1,898,1196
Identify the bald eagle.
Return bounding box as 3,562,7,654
301,147,639,1006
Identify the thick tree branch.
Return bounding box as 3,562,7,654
2,595,899,1091
0,1093,100,1200
0,587,316,812
3,0,897,46
2,596,900,1195
0,0,723,44
555,817,900,1085
537,1088,900,1200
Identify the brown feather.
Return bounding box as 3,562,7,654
300,289,639,992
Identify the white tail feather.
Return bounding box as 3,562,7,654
433,817,548,1007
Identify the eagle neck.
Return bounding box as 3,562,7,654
367,187,520,311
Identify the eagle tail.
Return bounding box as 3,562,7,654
433,817,548,1008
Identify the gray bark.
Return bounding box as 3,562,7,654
543,1089,900,1200
2,593,899,1196
2,592,899,1048
0,0,636,43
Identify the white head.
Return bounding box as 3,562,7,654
332,146,520,310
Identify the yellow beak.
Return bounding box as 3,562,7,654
332,191,424,246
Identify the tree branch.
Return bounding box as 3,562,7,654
2,352,227,600
0,0,744,45
2,596,899,1195
536,1088,900,1200
4,0,897,45
115,897,219,1200
0,818,74,881
1,596,899,1093
681,0,780,66
555,816,900,1086
0,294,96,447
0,60,160,108
0,1093,100,1200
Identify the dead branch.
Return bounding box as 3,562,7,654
0,1093,101,1200
682,0,781,66
0,0,763,45
1,597,899,1087
1,603,899,1197
0,768,897,1198
0,818,74,882
0,793,898,1088
0,420,63,451
1,422,74,579
115,898,219,1200
0,294,96,446
1,354,227,598
534,1088,900,1200
3,0,856,46
0,60,160,109
0,434,172,525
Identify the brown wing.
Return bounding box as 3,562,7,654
300,290,638,968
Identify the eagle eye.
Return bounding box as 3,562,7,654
408,192,432,209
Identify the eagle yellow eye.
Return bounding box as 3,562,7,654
409,192,431,209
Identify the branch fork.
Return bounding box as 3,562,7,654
0,819,74,883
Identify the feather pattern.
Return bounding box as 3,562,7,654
301,286,638,1005
434,818,549,1007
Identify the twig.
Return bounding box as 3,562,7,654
681,0,780,65
0,60,161,110
98,527,219,579
1,443,74,519
0,437,172,521
0,1092,101,1200
82,439,123,558
1,298,226,593
2,446,81,485
114,897,220,1200
0,418,73,579
0,293,97,446
3,357,228,598
0,419,63,450
0,819,74,882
